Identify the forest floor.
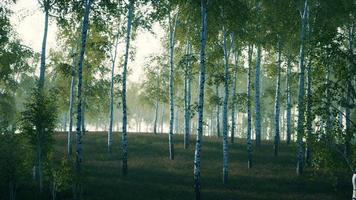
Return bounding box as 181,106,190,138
20,132,351,200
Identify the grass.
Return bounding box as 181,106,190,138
14,132,352,199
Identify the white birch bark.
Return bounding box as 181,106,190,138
194,0,207,199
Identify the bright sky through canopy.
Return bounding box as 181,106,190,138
10,0,164,83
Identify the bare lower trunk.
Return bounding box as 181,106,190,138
247,45,253,169
153,99,159,134
216,84,221,137
81,99,86,135
161,103,164,133
68,74,75,156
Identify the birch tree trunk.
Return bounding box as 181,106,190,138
39,4,49,90
153,97,159,134
76,0,91,172
175,108,179,134
274,39,282,156
216,84,221,137
255,45,262,147
231,34,238,144
247,45,253,169
194,0,207,198
82,98,85,135
161,102,164,133
222,29,230,184
74,0,92,197
296,0,308,175
68,69,75,156
122,0,134,175
108,31,120,154
168,10,178,160
345,24,353,158
36,4,50,191
286,56,292,144
305,61,312,165
184,41,192,149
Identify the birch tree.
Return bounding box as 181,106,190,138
108,29,120,154
221,26,230,184
254,0,262,147
168,7,178,160
247,45,253,169
286,56,292,144
74,2,92,197
230,34,239,143
121,0,133,175
296,0,308,175
274,39,282,156
67,49,76,156
194,0,207,199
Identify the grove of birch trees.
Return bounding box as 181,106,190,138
1,0,356,199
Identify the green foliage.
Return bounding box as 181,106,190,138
20,88,58,153
48,157,75,195
311,125,350,188
0,131,32,199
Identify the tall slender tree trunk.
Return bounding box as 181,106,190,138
210,112,213,136
184,41,192,149
216,84,221,137
68,76,75,155
82,99,86,134
122,0,134,176
39,6,49,90
108,31,120,154
247,45,253,169
194,0,207,199
255,45,262,147
222,29,230,184
175,108,179,134
63,112,67,131
286,56,292,144
161,102,165,133
231,34,239,144
153,98,159,134
296,0,308,175
305,61,312,166
274,39,282,156
345,24,353,158
36,5,49,193
168,10,178,160
75,0,92,179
